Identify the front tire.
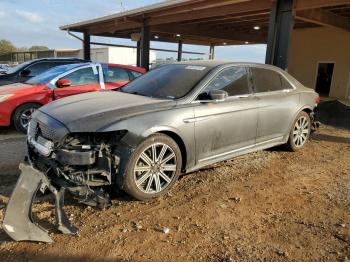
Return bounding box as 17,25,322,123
123,134,182,201
286,111,311,151
13,103,40,133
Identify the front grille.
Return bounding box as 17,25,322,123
28,111,69,143
28,118,57,141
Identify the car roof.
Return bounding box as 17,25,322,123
45,62,146,75
45,62,89,72
26,57,88,63
174,60,232,68
103,63,146,73
173,60,283,72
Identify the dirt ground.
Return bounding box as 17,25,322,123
0,125,349,262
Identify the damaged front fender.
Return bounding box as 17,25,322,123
3,163,77,243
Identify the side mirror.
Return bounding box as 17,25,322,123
208,89,228,101
56,79,71,88
20,69,31,77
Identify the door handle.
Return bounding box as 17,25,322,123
183,116,212,123
235,94,252,99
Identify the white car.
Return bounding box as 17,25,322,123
0,64,10,74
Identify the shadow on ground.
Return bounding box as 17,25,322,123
0,250,125,262
316,100,350,130
311,133,350,144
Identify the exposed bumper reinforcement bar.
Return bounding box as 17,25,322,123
2,163,77,243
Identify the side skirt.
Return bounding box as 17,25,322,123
186,137,285,174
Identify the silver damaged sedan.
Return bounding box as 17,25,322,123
3,61,320,242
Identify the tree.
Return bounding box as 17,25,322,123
29,45,49,51
0,39,16,55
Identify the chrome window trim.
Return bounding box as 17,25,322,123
251,89,294,97
191,93,255,104
178,63,299,106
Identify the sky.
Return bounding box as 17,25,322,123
0,0,266,62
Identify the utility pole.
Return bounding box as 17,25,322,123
119,0,126,11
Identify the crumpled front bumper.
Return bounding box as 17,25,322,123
2,163,77,243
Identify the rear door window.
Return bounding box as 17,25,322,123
203,66,251,96
129,70,142,79
61,67,99,87
104,66,130,82
281,75,294,90
251,67,284,93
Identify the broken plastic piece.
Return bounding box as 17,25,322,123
3,163,77,243
78,187,111,209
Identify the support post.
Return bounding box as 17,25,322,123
265,0,294,69
83,32,91,61
209,44,215,60
177,40,183,61
136,40,141,67
140,23,150,71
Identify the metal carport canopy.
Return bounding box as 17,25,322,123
60,0,350,69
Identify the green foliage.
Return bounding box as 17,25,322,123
0,39,50,55
0,39,16,55
29,45,49,51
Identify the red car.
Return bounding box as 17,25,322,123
0,62,145,133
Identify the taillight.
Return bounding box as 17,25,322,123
315,95,320,104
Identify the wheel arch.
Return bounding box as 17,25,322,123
284,105,314,143
156,130,187,172
293,105,313,123
11,102,43,125
301,107,312,115
141,127,188,172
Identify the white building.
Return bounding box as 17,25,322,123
56,47,156,66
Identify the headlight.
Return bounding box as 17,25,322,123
0,94,13,102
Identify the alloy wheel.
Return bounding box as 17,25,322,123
133,143,177,194
292,115,310,148
19,108,36,130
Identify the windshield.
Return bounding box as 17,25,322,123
120,64,212,99
26,64,83,85
6,60,33,74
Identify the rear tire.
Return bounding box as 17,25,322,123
123,134,182,201
286,111,311,151
13,103,40,134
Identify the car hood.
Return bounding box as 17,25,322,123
39,90,176,132
0,83,39,94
